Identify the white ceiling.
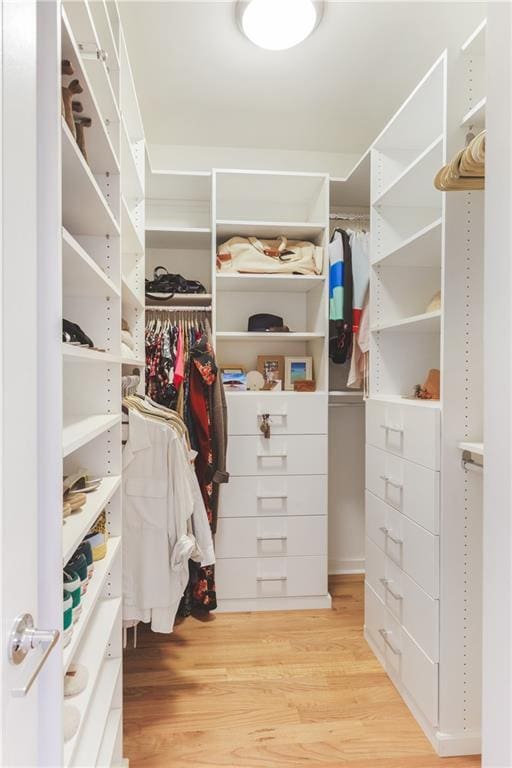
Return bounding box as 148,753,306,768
120,1,485,156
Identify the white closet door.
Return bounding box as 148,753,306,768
0,2,60,765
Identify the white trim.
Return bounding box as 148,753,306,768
217,594,332,613
328,559,365,575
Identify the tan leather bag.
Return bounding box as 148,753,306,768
216,236,323,275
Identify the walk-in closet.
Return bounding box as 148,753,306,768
1,2,511,767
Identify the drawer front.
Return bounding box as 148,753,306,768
226,392,328,435
227,435,327,477
366,537,439,661
216,515,327,559
402,628,439,726
366,492,439,598
216,556,327,599
218,475,327,518
364,583,402,677
366,399,440,470
366,445,439,534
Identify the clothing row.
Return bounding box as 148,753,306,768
145,312,228,616
328,228,370,391
122,394,215,633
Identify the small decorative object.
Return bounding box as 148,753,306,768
284,356,313,391
263,379,282,391
257,355,284,385
294,380,316,392
413,368,440,400
246,370,265,391
221,367,247,391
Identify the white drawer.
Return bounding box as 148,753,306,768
366,444,439,534
366,492,439,598
218,475,327,518
366,537,439,661
216,556,327,599
227,435,327,476
226,392,328,435
366,399,440,470
365,584,439,726
216,515,327,559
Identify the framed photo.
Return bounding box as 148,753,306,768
257,355,284,385
284,356,313,391
221,366,247,391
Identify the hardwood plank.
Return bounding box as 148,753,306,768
123,577,480,768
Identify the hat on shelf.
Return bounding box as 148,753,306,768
247,314,290,333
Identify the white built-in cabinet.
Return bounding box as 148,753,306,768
59,1,145,764
364,29,485,756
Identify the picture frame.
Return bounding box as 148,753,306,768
257,355,284,386
284,356,313,391
221,366,247,391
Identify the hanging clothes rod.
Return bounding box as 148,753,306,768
329,213,370,221
146,305,212,312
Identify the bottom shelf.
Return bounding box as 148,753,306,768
96,708,122,768
370,394,441,409
71,659,121,768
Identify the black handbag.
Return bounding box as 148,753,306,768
145,266,206,299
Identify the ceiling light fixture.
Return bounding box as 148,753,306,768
237,0,323,51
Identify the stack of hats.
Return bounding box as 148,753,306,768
434,130,485,191
62,511,109,647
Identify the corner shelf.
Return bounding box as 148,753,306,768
145,226,211,250
63,414,121,457
62,119,120,237
371,310,441,334
372,135,444,208
372,218,442,267
216,274,325,293
121,116,144,203
62,229,120,298
121,196,144,255
370,394,441,409
121,277,144,311
461,97,486,129
62,475,121,564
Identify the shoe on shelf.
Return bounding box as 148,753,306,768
63,502,72,520
63,590,73,648
66,552,88,596
63,469,101,496
64,663,89,698
74,540,94,581
63,570,82,623
63,705,80,743
62,319,94,348
84,510,108,561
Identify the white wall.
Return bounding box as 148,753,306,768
148,142,361,178
328,399,365,573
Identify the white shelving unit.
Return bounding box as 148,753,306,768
59,3,145,765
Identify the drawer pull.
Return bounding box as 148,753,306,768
257,535,288,541
380,474,403,490
380,424,404,435
257,452,287,459
258,411,286,418
379,578,403,601
378,628,402,656
257,493,287,500
256,576,288,582
379,526,404,546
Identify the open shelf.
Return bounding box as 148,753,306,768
61,9,119,173
372,218,442,267
461,18,486,56
63,599,121,767
146,293,213,307
63,345,120,364
62,475,121,564
63,414,121,457
216,274,325,293
217,331,324,342
330,151,371,208
96,708,122,767
121,117,144,203
63,537,121,673
457,441,484,458
122,276,144,310
370,394,441,409
216,220,326,241
69,657,121,768
63,2,120,127
461,97,486,129
62,119,120,237
121,196,144,255
371,310,441,334
145,227,211,250
373,136,444,208
62,229,120,298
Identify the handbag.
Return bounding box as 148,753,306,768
145,266,206,299
216,236,323,276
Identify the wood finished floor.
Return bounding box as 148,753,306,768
123,576,481,768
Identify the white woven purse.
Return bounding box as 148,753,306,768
216,235,323,275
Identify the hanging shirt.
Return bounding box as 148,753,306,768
329,230,344,321
349,230,370,333
122,408,214,633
